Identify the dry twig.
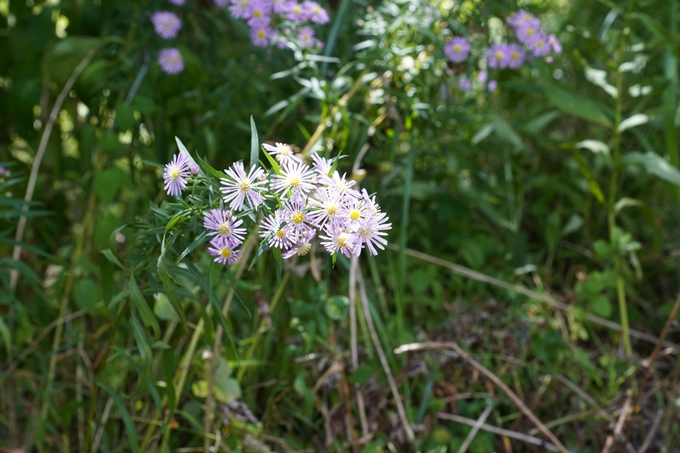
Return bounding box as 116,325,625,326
457,403,494,453
394,341,569,453
601,389,633,453
638,410,662,453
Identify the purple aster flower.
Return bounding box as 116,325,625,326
246,0,271,27
151,11,182,39
354,211,390,256
263,142,302,164
444,37,470,63
477,70,488,84
506,43,525,68
169,0,186,5
458,76,472,91
338,196,368,232
203,209,247,246
507,10,540,30
163,153,190,196
282,229,316,259
297,26,316,48
529,34,551,57
229,0,252,19
270,0,288,13
515,22,541,45
270,161,316,196
220,161,268,211
488,80,498,91
208,236,242,265
311,154,333,176
250,25,275,46
548,34,562,54
282,197,315,237
487,44,509,69
284,1,306,22
318,171,359,198
302,1,329,23
158,48,184,74
259,210,298,249
320,221,358,258
308,187,343,227
190,165,200,174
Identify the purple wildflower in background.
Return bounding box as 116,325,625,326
220,161,267,211
169,0,186,6
506,43,525,68
151,11,182,39
477,70,488,84
444,37,470,63
270,0,288,13
250,25,275,46
488,80,498,91
529,34,551,57
246,0,271,27
302,1,329,24
284,1,306,22
297,26,316,48
487,44,509,69
163,153,190,196
458,76,472,91
208,236,242,265
507,9,540,30
229,0,252,19
548,34,562,53
515,22,540,45
158,48,184,74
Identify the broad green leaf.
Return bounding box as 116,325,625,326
590,295,613,318
521,110,560,135
153,293,176,321
471,124,493,145
543,81,612,126
622,152,680,186
73,278,102,313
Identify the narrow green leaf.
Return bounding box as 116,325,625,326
130,314,153,396
622,151,680,186
273,246,282,288
249,235,272,271
573,150,605,203
157,257,187,330
178,231,208,262
99,383,140,453
128,275,160,338
250,116,259,170
0,317,11,358
262,147,282,174
543,80,613,126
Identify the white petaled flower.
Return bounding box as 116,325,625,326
208,236,242,265
263,142,301,164
320,221,357,258
282,229,316,259
319,171,360,198
338,197,367,231
311,153,333,176
307,187,343,227
259,210,297,249
220,162,267,211
282,195,313,235
270,161,316,196
203,209,246,246
163,153,190,196
361,188,381,218
355,212,391,256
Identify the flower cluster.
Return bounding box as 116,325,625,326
220,0,329,49
151,8,185,75
162,141,391,266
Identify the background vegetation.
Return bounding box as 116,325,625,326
1,0,680,451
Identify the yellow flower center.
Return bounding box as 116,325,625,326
511,51,518,59
337,234,348,247
292,212,304,224
359,226,370,238
454,44,461,52
326,204,337,215
527,28,535,36
258,30,266,38
349,209,361,220
170,168,180,179
254,10,262,17
289,176,301,187
219,223,230,234
536,40,544,48
298,243,311,256
495,51,503,60
313,6,320,13
279,145,291,155
239,181,251,193
276,229,285,238
220,248,232,258
293,5,301,13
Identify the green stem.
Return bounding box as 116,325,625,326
607,1,636,356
